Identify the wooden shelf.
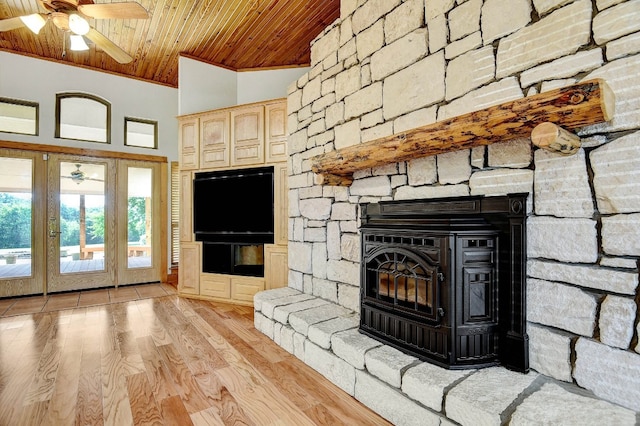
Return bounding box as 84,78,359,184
311,79,614,186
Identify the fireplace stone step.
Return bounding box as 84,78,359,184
254,288,639,426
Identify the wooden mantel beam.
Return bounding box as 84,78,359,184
311,79,614,186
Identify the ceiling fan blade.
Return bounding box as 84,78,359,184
85,28,133,64
1,13,48,34
0,16,28,32
78,2,149,19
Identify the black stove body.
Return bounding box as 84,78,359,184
359,194,529,372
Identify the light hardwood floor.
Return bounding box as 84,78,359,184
0,284,391,425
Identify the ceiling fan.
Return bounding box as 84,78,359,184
0,0,149,64
64,163,105,184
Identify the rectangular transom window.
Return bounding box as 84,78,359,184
0,98,38,136
125,117,158,149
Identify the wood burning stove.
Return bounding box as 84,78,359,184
359,194,529,372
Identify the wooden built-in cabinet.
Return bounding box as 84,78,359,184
180,100,287,170
200,111,230,169
178,242,200,295
179,171,193,242
179,117,199,170
231,106,264,166
274,163,288,246
265,245,288,290
178,98,289,306
265,102,288,163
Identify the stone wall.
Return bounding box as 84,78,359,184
267,0,640,419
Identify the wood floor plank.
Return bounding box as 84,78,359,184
211,329,318,411
17,400,50,426
101,349,134,426
303,403,353,426
217,375,317,426
197,324,269,390
189,303,302,397
193,371,255,425
0,291,391,426
76,306,105,426
156,343,212,414
76,354,103,426
190,406,225,426
0,349,41,423
39,316,84,426
23,336,64,405
159,394,193,426
127,298,153,338
135,300,174,346
136,335,179,402
100,307,135,426
153,298,228,374
126,372,164,426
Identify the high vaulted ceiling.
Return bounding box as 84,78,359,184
0,0,340,88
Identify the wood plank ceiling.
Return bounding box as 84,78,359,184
0,0,340,88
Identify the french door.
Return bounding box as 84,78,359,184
46,154,117,292
0,148,162,297
0,149,45,297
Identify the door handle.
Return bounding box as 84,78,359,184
48,217,62,238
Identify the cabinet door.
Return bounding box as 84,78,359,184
179,242,200,295
274,163,288,246
264,245,288,290
231,106,264,166
201,274,231,299
231,277,265,303
179,171,193,242
179,117,199,170
200,111,230,169
265,101,288,163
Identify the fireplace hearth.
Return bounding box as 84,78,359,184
359,194,529,372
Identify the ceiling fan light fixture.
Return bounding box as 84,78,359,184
70,34,89,51
19,13,46,35
70,164,86,184
68,14,90,36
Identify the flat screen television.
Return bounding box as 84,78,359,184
193,166,274,244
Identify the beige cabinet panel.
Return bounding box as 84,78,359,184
264,245,288,290
179,242,200,295
274,163,288,246
200,111,230,169
231,106,264,166
231,277,265,302
179,171,193,242
179,117,199,170
265,101,288,163
201,274,231,299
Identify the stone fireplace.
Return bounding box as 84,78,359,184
254,0,640,424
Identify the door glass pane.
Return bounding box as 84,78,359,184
59,162,106,273
0,157,33,278
127,167,152,269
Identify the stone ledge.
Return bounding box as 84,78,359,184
254,288,639,426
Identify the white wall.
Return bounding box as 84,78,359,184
178,56,308,115
0,51,179,162
178,57,237,115
237,68,308,105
